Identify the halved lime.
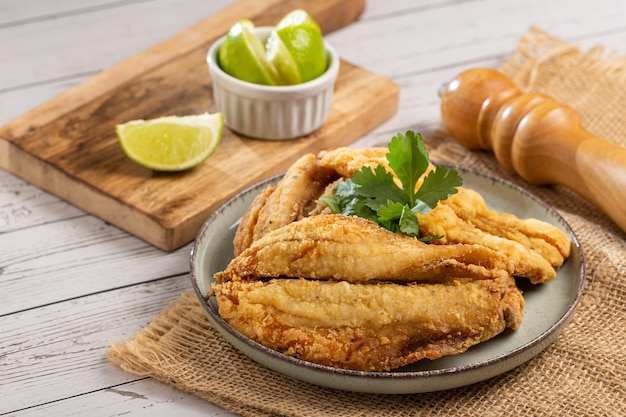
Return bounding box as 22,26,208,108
218,19,279,85
116,113,223,171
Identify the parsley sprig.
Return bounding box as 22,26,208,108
319,131,462,241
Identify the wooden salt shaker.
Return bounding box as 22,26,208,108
439,67,626,234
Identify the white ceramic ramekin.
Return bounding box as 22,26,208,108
207,27,339,140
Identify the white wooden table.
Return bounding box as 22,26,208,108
2,1,625,415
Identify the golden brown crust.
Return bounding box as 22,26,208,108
444,188,571,261
420,188,569,283
212,273,523,371
233,185,275,257
216,214,513,284
234,153,339,255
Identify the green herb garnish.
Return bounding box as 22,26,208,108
319,131,462,241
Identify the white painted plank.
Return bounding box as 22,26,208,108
0,216,193,315
0,170,86,232
0,0,233,90
11,379,238,417
0,276,194,413
327,0,626,79
0,0,139,25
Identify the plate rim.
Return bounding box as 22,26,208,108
190,166,586,391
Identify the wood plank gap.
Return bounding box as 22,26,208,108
0,71,100,95
0,0,155,30
0,377,151,416
0,273,186,318
362,0,482,22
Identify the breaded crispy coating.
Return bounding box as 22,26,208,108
423,188,571,283
212,273,524,371
233,153,339,255
444,188,571,263
217,214,513,284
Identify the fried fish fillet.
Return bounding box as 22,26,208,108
216,214,513,284
212,273,524,371
419,201,554,284
444,187,571,263
418,188,570,283
316,147,571,282
233,153,339,256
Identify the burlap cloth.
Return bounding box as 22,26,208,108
107,27,626,416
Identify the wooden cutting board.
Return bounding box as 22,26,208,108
0,0,399,251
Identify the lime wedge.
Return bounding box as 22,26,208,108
265,30,301,85
268,10,327,83
116,113,223,171
218,19,279,85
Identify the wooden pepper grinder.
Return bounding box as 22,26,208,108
440,67,626,234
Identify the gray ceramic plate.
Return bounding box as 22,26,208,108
190,167,585,394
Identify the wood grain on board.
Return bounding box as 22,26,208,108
0,0,399,251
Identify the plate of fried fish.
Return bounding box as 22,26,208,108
191,138,585,394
